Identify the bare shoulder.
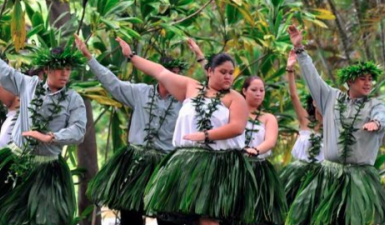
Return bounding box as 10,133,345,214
260,112,277,124
222,89,245,107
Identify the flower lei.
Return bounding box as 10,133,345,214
8,81,68,183
191,82,229,148
143,85,177,149
334,93,367,163
244,110,261,148
307,117,323,162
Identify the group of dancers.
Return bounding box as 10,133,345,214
0,25,384,225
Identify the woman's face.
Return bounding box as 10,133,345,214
243,79,265,108
207,61,234,91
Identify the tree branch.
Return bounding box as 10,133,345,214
145,0,214,33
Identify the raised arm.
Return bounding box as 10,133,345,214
287,50,309,129
288,25,336,115
115,37,196,101
187,38,207,71
0,58,34,96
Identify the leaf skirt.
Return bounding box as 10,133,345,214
0,147,16,201
286,160,385,225
279,160,321,207
87,144,166,211
248,158,288,225
144,147,258,223
0,156,75,225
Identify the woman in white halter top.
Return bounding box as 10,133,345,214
240,76,288,225
114,38,258,225
279,50,324,206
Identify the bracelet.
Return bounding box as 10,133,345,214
293,45,305,54
286,68,295,73
48,132,55,144
127,51,137,61
197,57,206,63
203,130,210,143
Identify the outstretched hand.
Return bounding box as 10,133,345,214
363,121,380,132
115,37,132,58
22,131,53,143
288,25,303,47
287,50,297,69
74,34,92,60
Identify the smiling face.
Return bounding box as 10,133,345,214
348,74,373,98
242,78,265,108
46,66,71,91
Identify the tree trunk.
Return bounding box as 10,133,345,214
45,0,71,29
352,0,372,61
327,0,352,63
77,98,101,225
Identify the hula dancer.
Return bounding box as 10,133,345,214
279,50,324,206
0,46,87,225
286,25,385,225
75,35,183,225
111,37,257,225
241,76,288,225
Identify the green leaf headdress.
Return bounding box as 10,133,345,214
337,61,383,84
32,46,85,70
160,56,188,72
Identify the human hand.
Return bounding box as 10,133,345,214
363,121,380,132
22,131,53,143
183,132,205,141
115,37,132,58
74,34,92,60
288,25,303,47
287,50,297,70
187,38,205,59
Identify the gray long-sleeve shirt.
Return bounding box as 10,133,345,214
0,59,87,156
297,52,385,165
88,58,181,151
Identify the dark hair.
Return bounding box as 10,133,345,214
160,56,175,69
51,47,64,55
205,53,235,71
305,94,316,118
241,76,264,98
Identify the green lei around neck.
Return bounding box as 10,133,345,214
244,110,261,148
191,82,229,148
143,85,177,149
307,117,323,162
334,93,367,163
8,81,68,183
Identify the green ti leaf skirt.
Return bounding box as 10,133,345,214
246,158,288,225
279,160,321,207
87,144,166,212
0,147,16,201
144,147,258,224
0,154,75,225
286,160,385,225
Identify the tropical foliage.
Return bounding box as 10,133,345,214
1,0,385,224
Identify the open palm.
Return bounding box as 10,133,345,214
287,50,297,68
